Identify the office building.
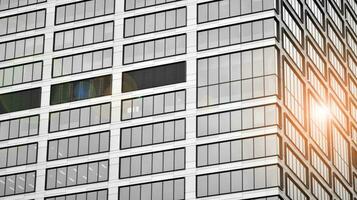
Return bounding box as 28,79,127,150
0,0,356,199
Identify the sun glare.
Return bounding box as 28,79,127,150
311,103,330,122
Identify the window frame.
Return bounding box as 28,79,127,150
196,133,281,168
45,189,108,200
120,118,186,149
196,103,281,138
48,102,111,133
124,0,182,11
53,21,114,51
0,9,46,36
52,48,113,78
123,7,187,38
45,159,109,190
121,89,186,121
0,61,43,88
119,147,186,179
47,131,110,161
196,0,279,24
196,17,279,52
0,142,38,169
195,164,283,198
55,0,115,25
0,0,46,12
118,177,185,200
0,115,40,142
0,171,36,197
122,34,187,65
310,145,332,186
0,35,45,63
196,45,281,108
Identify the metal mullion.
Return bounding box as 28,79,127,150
144,14,147,35
63,4,67,23
101,49,104,69
94,0,97,16
5,17,9,34
24,172,29,193
86,134,90,157
92,25,95,44
175,9,178,28
229,171,233,193
15,14,19,33
74,3,78,21
34,10,39,29
67,109,72,129
9,67,14,86
173,120,176,141
130,126,133,148
206,144,209,167
161,181,164,200
140,126,143,147
172,179,175,200
151,124,154,145
173,91,177,112
129,156,132,178
80,52,84,73
98,132,102,153
174,33,177,55
74,165,79,187
85,163,89,184
88,106,93,126
99,104,103,124
70,54,74,75
129,99,133,120
163,93,167,114
217,143,221,165
84,1,88,19
150,181,153,199
163,36,167,58
95,161,100,183
26,115,31,137
5,148,9,168
173,149,176,170
139,97,143,118
13,173,17,195
161,151,164,173
6,120,10,140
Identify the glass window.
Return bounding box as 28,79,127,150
123,34,186,64
120,148,184,178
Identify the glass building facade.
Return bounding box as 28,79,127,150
0,0,356,199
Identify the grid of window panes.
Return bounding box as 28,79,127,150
0,0,47,195
1,0,357,199
279,0,357,198
195,0,357,199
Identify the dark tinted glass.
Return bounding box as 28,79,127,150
0,88,41,114
50,75,112,105
122,62,186,92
